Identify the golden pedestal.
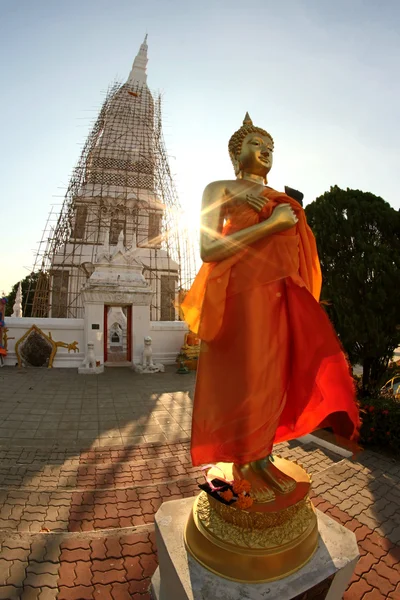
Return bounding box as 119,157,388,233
184,457,318,583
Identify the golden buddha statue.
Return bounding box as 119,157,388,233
182,114,359,581
177,331,200,370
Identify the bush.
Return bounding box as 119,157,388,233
359,393,400,457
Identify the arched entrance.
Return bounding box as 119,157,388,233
104,305,132,365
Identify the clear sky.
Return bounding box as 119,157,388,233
1,0,400,294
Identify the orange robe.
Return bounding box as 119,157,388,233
182,188,360,467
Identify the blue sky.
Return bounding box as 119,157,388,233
1,0,400,293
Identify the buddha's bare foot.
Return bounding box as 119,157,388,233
250,456,296,494
232,463,275,503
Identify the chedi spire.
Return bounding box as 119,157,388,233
127,34,148,84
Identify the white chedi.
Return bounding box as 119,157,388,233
134,336,164,373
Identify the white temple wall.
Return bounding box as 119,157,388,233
3,317,187,368
149,321,188,364
3,317,85,367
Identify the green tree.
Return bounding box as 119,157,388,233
305,186,400,395
5,272,39,318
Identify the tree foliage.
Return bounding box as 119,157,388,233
305,186,400,394
5,273,39,318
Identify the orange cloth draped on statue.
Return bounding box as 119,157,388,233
181,187,360,467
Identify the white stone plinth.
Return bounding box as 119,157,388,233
150,497,359,600
78,365,104,375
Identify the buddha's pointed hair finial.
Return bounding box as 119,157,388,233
243,112,253,126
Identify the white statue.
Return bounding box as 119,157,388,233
143,335,155,368
134,336,164,374
78,342,104,374
12,282,23,318
83,342,96,368
115,230,125,254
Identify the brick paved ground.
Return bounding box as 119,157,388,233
0,367,399,599
0,368,193,448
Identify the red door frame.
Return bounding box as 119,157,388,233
103,305,108,363
126,306,132,362
104,305,132,364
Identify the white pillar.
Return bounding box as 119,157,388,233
84,301,105,364
132,305,151,363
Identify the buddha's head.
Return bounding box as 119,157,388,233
228,113,274,180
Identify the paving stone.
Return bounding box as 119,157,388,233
357,511,380,530
105,538,123,559
74,560,93,586
0,545,29,561
121,541,152,557
367,531,395,552
0,585,22,600
60,547,91,562
26,560,59,576
388,584,400,600
0,558,11,583
6,559,26,585
355,525,374,543
139,553,157,578
364,567,396,597
1,369,399,600
21,587,41,600
93,585,114,599
124,555,143,581
354,553,378,576
110,582,132,600
128,578,151,594
344,578,373,599
58,586,95,600
92,557,124,573
24,571,59,589
37,588,58,600
92,568,126,585
389,526,400,545
363,590,389,600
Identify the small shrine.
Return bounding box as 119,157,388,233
79,230,153,372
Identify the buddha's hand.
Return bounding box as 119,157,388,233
246,194,268,213
271,203,298,230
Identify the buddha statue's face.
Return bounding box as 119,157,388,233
236,133,273,178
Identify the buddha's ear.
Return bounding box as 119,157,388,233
231,155,242,177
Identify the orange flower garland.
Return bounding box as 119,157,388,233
204,472,254,509
232,479,251,495
220,489,234,502
236,494,254,509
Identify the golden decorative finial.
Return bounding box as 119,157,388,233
243,112,253,126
